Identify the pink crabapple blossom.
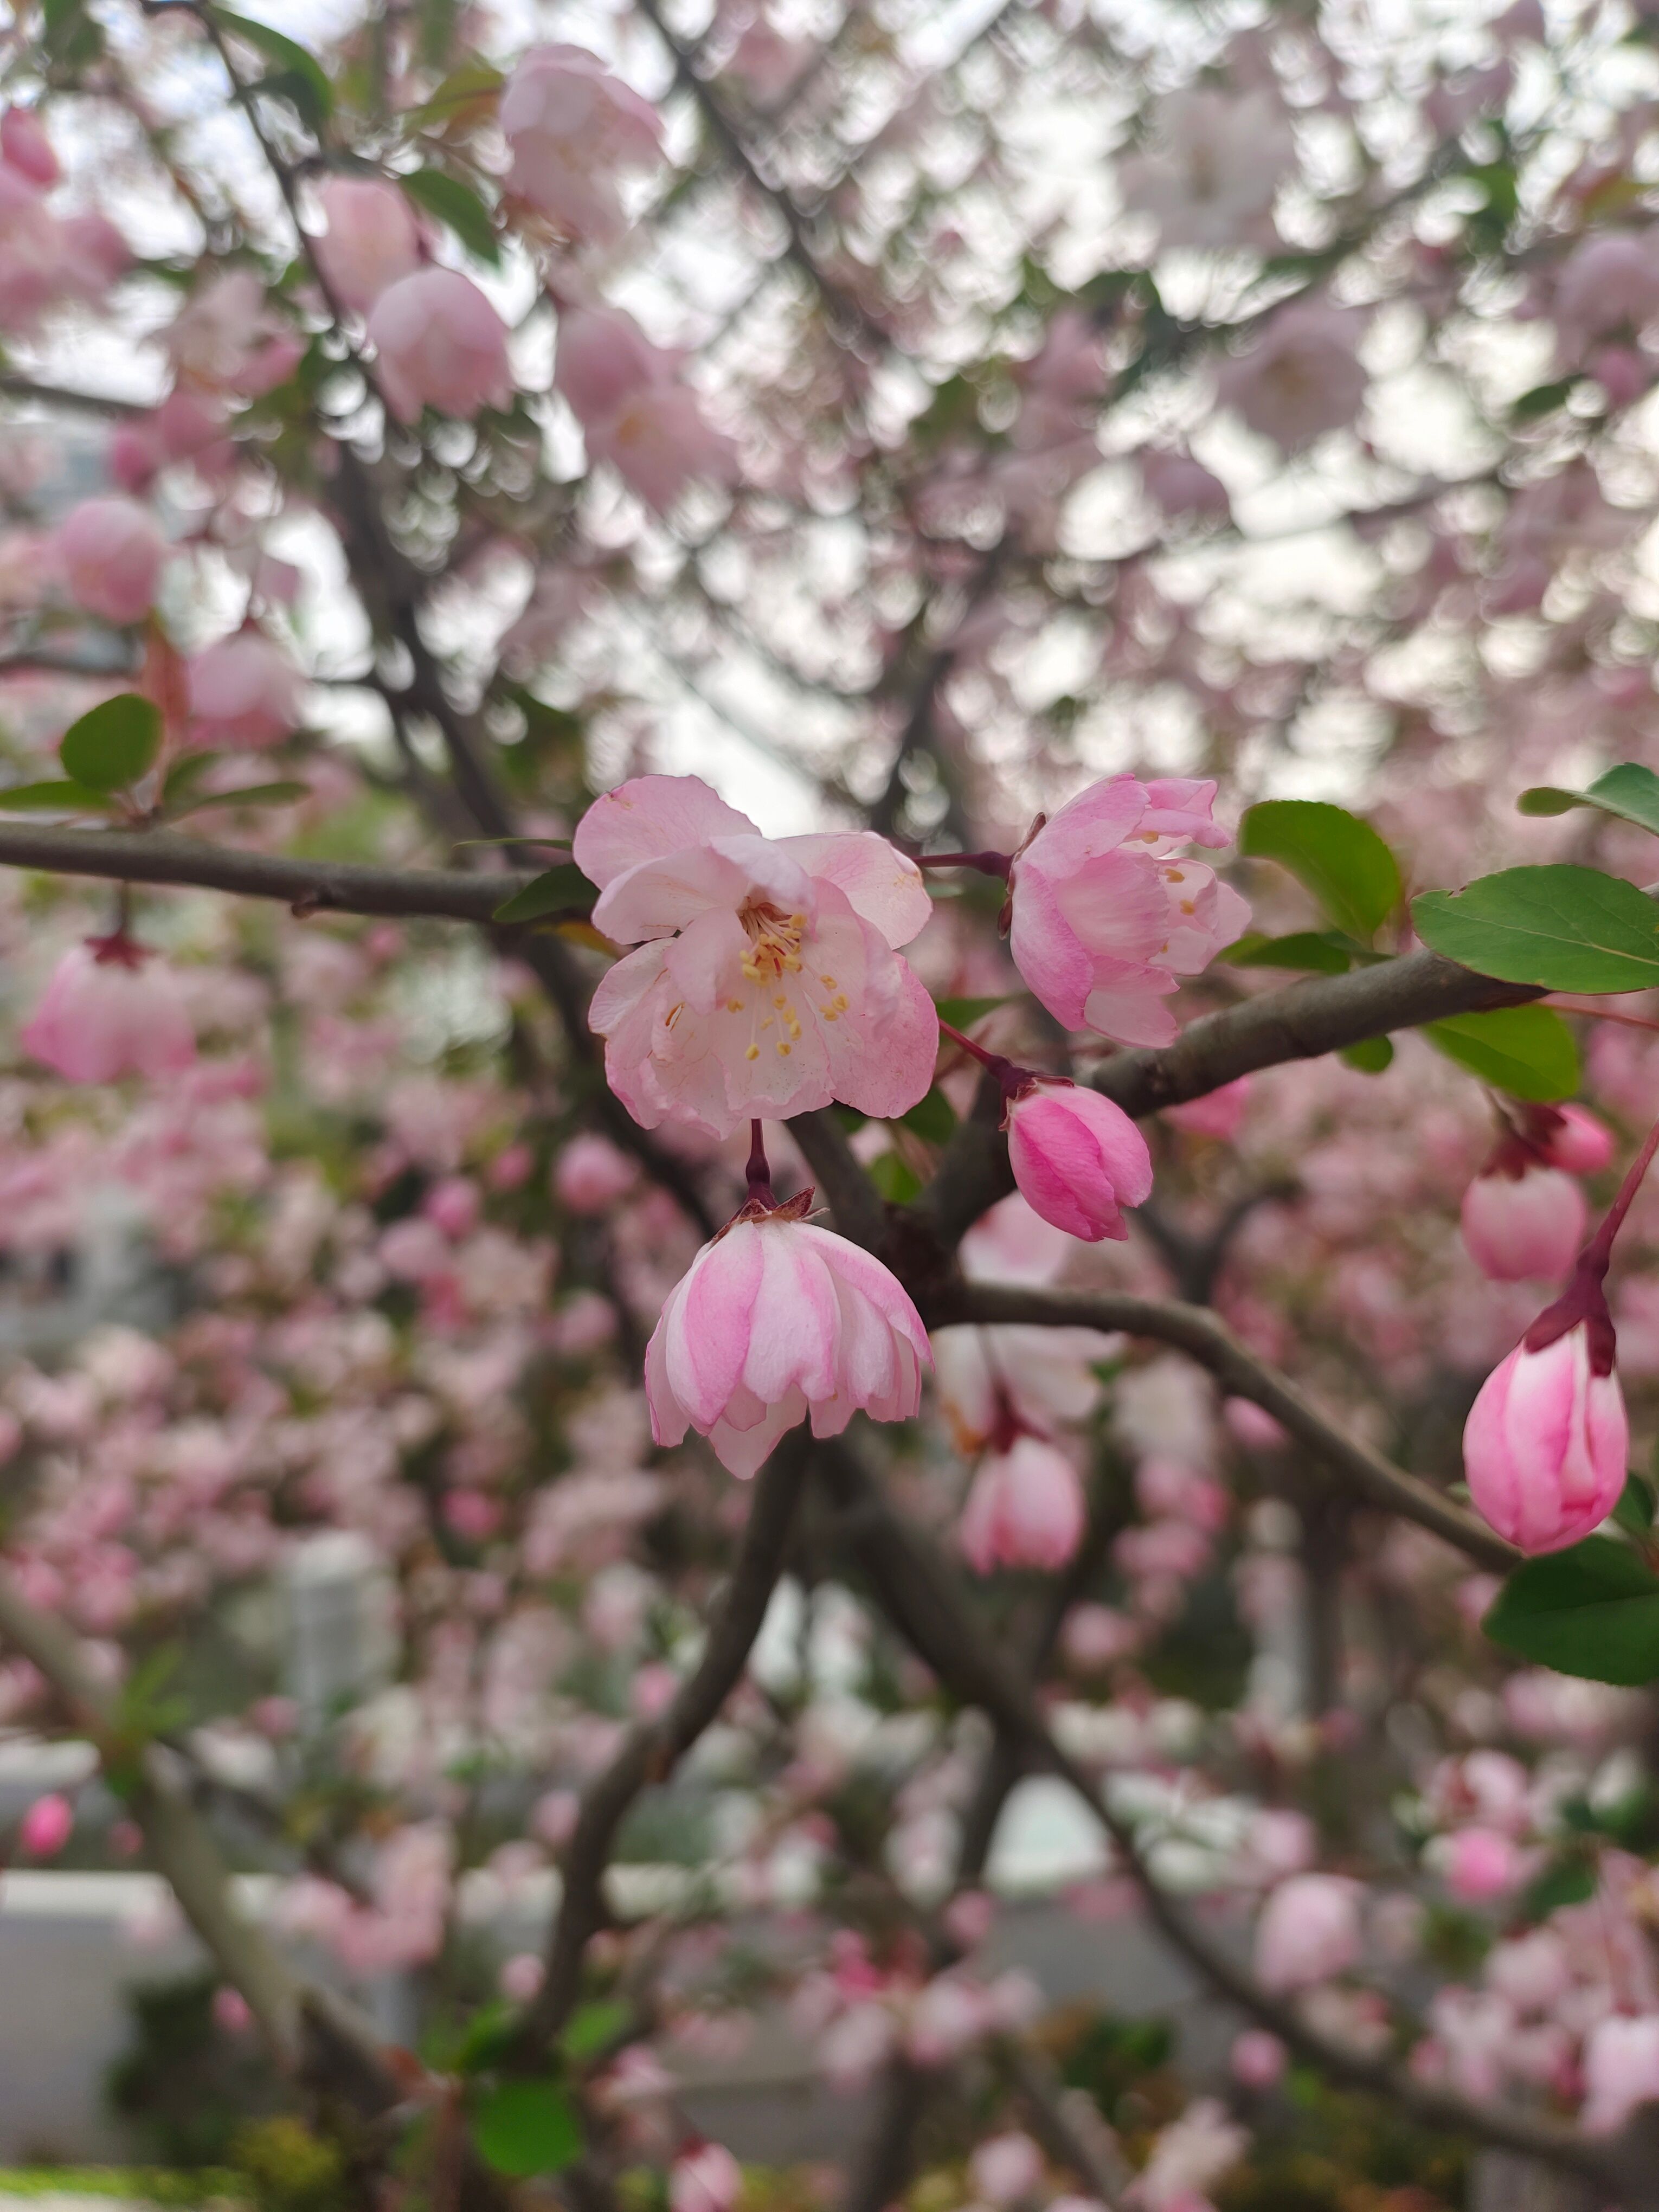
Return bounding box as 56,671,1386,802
959,1436,1087,1574
576,775,938,1139
312,176,422,316
1004,1079,1153,1242
1460,1162,1586,1283
55,498,167,625
17,1791,73,1856
22,937,196,1085
365,268,513,424
1462,1320,1628,1554
501,46,666,244
185,632,306,751
1253,1873,1364,1992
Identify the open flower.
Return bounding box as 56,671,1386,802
644,1192,930,1477
366,267,512,423
1006,775,1247,1048
576,775,938,1138
187,631,305,750
502,46,665,243
313,176,421,315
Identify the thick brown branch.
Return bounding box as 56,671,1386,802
932,1281,1517,1573
523,1430,811,2051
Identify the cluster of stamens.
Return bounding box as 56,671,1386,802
723,901,850,1061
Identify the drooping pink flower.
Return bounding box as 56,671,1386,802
959,1437,1086,1573
1461,1162,1585,1282
313,175,422,314
1582,2014,1659,2134
555,305,734,511
366,267,513,424
1254,1873,1362,1992
22,937,196,1084
554,1133,638,1213
1463,1320,1627,1554
0,108,58,189
186,631,305,750
1004,1079,1153,1243
575,775,938,1138
1216,303,1368,451
501,46,665,243
1006,775,1248,1047
644,1194,930,1476
668,2142,742,2212
56,497,167,624
18,1791,73,1857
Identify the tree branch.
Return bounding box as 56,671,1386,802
815,1442,1636,2200
522,1429,811,2052
931,1281,1516,1573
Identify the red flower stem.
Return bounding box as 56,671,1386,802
1586,1107,1659,1266
914,850,1013,879
745,1119,776,1209
936,1018,1034,1105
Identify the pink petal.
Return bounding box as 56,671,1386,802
573,774,759,890
779,831,933,948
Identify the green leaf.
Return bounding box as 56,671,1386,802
398,168,501,266
933,993,1018,1028
1423,1006,1580,1102
0,780,114,813
1239,800,1403,940
1340,1036,1394,1073
1483,1536,1659,1686
1412,865,1659,993
1521,1854,1597,1919
59,695,161,792
171,781,311,818
450,2001,518,2075
898,1086,957,1146
407,57,506,127
1511,376,1582,422
471,2081,583,2177
492,864,595,925
162,750,224,805
866,1152,922,1205
1517,762,1659,838
1223,930,1353,975
561,2000,631,2062
213,10,333,130
1615,1473,1657,1537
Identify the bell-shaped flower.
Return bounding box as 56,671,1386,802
575,774,938,1139
501,45,665,243
556,305,734,511
313,175,422,314
1461,1161,1585,1283
366,267,512,423
22,935,196,1084
959,1435,1086,1573
1463,1317,1627,1554
1006,774,1248,1047
1005,1077,1153,1243
644,1192,930,1477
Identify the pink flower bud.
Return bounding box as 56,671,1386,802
18,1791,73,1857
21,937,195,1085
1,109,58,189
313,176,422,315
644,1198,930,1477
423,1176,481,1239
1230,2029,1288,2088
1583,2013,1659,2134
499,1952,545,2003
1254,1873,1362,1992
1538,1103,1615,1176
1463,1320,1627,1554
554,1133,638,1213
960,1436,1086,1573
1460,1163,1585,1282
56,497,166,624
1004,1080,1153,1243
212,1986,253,2033
365,267,513,425
669,2141,742,2212
186,632,305,750
442,1489,503,1541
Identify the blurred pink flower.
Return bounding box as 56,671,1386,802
668,2140,742,2212
22,937,196,1084
366,267,512,423
554,1133,638,1213
503,46,665,242
1,108,57,189
187,631,305,750
18,1791,73,1857
313,175,421,314
1254,1873,1362,1992
1583,2013,1659,2133
1461,1162,1585,1282
56,497,166,623
556,305,734,511
1216,303,1367,450
960,1436,1086,1573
